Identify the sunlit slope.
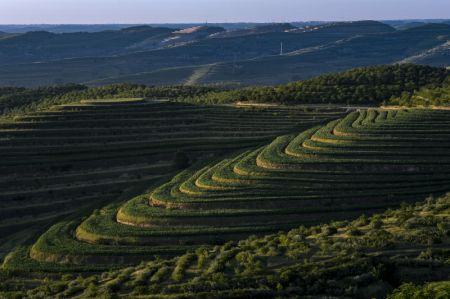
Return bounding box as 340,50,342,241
0,99,342,257
16,108,450,269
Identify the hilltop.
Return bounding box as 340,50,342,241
210,23,298,38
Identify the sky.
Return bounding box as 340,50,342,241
0,0,449,24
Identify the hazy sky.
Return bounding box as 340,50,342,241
0,0,449,24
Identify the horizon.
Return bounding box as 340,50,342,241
0,0,449,24
0,18,450,26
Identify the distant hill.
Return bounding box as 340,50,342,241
0,21,449,87
210,23,297,38
89,24,450,87
0,26,176,65
0,22,324,33
295,20,395,34
0,21,400,87
394,21,428,30
383,19,450,29
399,40,450,66
157,26,225,48
0,20,448,33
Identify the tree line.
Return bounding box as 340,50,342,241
1,64,448,118
180,64,449,105
0,84,220,118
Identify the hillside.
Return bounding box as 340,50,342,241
399,41,450,66
0,26,177,65
2,65,446,117
0,107,449,273
87,24,450,87
0,21,399,87
2,189,449,298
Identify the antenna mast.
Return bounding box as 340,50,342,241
280,42,283,55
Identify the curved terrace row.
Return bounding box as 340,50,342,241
17,108,450,269
0,98,340,257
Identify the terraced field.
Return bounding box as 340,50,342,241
5,107,450,273
0,98,343,259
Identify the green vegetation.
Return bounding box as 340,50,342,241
0,84,86,116
2,193,448,298
3,65,448,120
388,281,450,299
180,64,449,105
0,83,220,118
388,76,450,107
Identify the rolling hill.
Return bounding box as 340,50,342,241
0,26,179,65
0,21,398,87
89,24,450,87
399,41,450,66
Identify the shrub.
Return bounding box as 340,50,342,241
370,216,384,230
322,226,338,236
348,228,363,236
172,253,196,282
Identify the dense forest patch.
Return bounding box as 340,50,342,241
180,64,449,105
